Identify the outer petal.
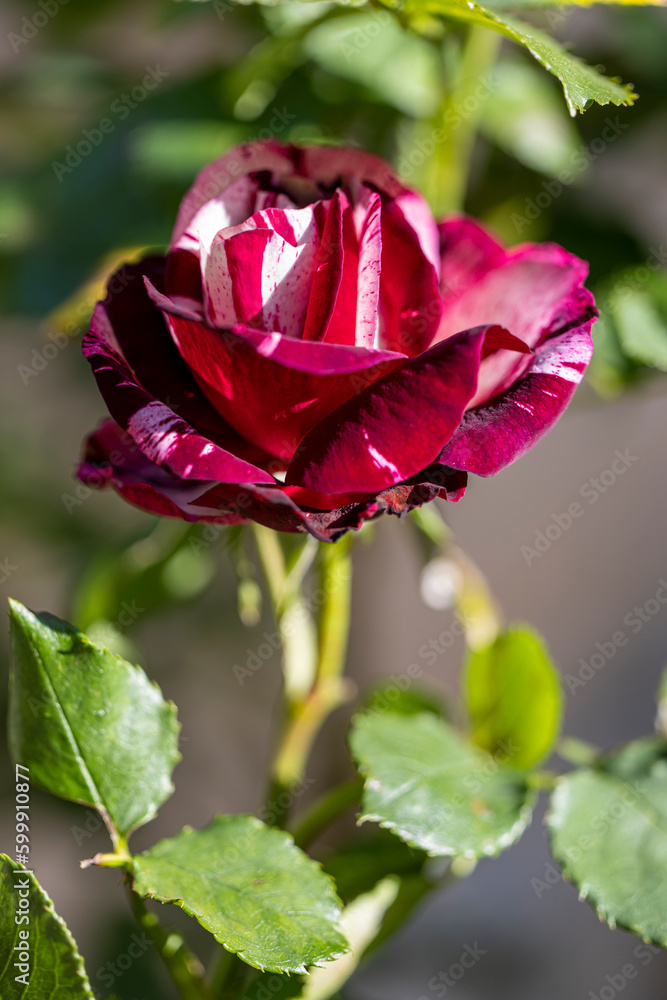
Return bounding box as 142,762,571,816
163,308,406,462
79,421,388,541
171,143,296,248
435,219,595,409
286,326,513,494
436,240,590,349
82,308,274,485
165,248,204,309
437,321,594,477
284,465,467,511
78,419,242,522
99,257,266,468
79,420,332,537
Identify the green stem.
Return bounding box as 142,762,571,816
251,523,287,610
290,778,363,850
424,26,501,215
127,885,211,1000
269,537,354,824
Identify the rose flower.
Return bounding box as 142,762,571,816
77,142,596,541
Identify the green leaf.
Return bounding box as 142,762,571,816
0,855,95,999
397,0,636,114
487,0,664,9
465,624,562,770
547,739,667,945
8,600,180,843
132,815,349,973
350,711,535,858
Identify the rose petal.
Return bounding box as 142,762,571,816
437,320,595,476
171,143,296,248
395,189,441,278
163,310,406,461
165,248,204,310
79,419,336,539
435,221,594,408
203,206,320,336
100,258,262,466
435,228,590,350
439,215,506,302
350,184,383,348
286,325,510,494
83,309,274,484
302,191,348,343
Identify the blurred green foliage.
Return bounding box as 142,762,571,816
1,0,666,317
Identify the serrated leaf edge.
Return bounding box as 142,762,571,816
8,599,182,839
351,712,536,859
0,855,96,998
132,815,350,974
545,775,667,947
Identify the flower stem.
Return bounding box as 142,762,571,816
251,523,288,610
254,530,354,828
270,537,353,824
127,884,211,1000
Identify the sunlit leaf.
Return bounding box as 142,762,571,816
350,711,535,858
8,601,180,843
133,815,349,973
465,625,562,769
548,739,667,945
0,856,95,1000
394,0,637,114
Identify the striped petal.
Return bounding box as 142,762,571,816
435,217,595,409
286,326,513,494
203,205,322,336
82,307,274,485
437,320,595,476
171,143,296,248
162,308,407,463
